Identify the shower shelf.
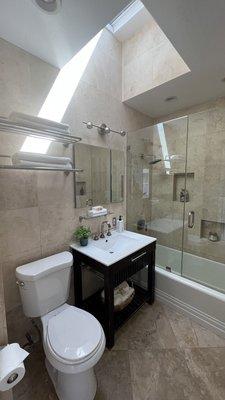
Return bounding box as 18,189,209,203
201,219,225,241
173,172,194,201
79,211,113,222
0,117,83,174
0,117,82,145
0,165,83,173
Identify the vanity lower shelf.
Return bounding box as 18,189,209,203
71,237,156,348
82,284,150,331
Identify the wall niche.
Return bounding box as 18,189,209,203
201,219,225,242
173,172,194,202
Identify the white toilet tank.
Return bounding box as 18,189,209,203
16,252,73,318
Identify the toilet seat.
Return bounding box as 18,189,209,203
44,305,104,370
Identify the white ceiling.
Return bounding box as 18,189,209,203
124,0,225,117
1,0,225,117
0,0,130,68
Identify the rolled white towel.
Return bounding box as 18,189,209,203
12,152,72,166
12,160,72,170
87,208,107,217
92,206,104,211
101,283,134,306
9,112,69,133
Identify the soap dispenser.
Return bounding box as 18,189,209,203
117,215,124,232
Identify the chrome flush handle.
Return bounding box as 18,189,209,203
16,280,25,287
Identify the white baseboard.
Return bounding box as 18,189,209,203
156,288,225,339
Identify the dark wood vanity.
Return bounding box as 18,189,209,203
71,239,156,348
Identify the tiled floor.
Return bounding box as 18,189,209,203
13,301,225,400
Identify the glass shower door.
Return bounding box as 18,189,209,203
147,117,188,275
126,117,189,276
182,107,225,292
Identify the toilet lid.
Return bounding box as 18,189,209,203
47,307,102,363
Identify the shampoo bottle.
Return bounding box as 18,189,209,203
117,215,124,232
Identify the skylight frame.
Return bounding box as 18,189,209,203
107,0,144,34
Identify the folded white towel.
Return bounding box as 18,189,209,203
92,206,104,211
101,281,135,307
87,209,107,217
12,160,72,170
12,152,72,166
9,112,69,133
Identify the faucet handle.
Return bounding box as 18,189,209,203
93,232,99,240
107,223,112,236
112,217,117,229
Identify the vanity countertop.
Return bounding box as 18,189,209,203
70,230,156,266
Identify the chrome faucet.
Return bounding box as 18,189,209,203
100,221,111,238
100,221,108,238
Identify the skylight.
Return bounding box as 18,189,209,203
107,0,144,34
21,30,102,154
156,123,171,172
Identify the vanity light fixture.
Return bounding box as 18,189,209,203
83,121,126,136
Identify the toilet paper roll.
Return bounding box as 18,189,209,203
0,362,25,391
0,344,29,391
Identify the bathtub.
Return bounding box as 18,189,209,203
134,244,225,338
156,244,225,293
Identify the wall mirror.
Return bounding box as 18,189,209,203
74,143,125,208
111,149,125,203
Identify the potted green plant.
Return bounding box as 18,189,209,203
74,226,91,246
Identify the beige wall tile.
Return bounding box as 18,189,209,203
0,208,41,261
0,37,58,117
3,247,42,312
39,205,76,254
0,171,38,211
37,171,74,208
122,20,189,101
6,304,34,346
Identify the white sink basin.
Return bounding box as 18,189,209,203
92,234,138,253
70,230,156,266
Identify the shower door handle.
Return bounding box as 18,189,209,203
188,211,195,228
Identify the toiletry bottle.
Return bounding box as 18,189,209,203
117,215,124,232
86,198,93,216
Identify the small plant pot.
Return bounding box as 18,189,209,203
80,237,88,246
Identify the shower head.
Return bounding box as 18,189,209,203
148,158,162,165
140,154,162,165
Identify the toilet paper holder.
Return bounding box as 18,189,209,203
7,372,19,384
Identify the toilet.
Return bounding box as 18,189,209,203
15,251,105,400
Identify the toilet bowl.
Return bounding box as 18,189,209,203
16,252,105,400
42,304,105,400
